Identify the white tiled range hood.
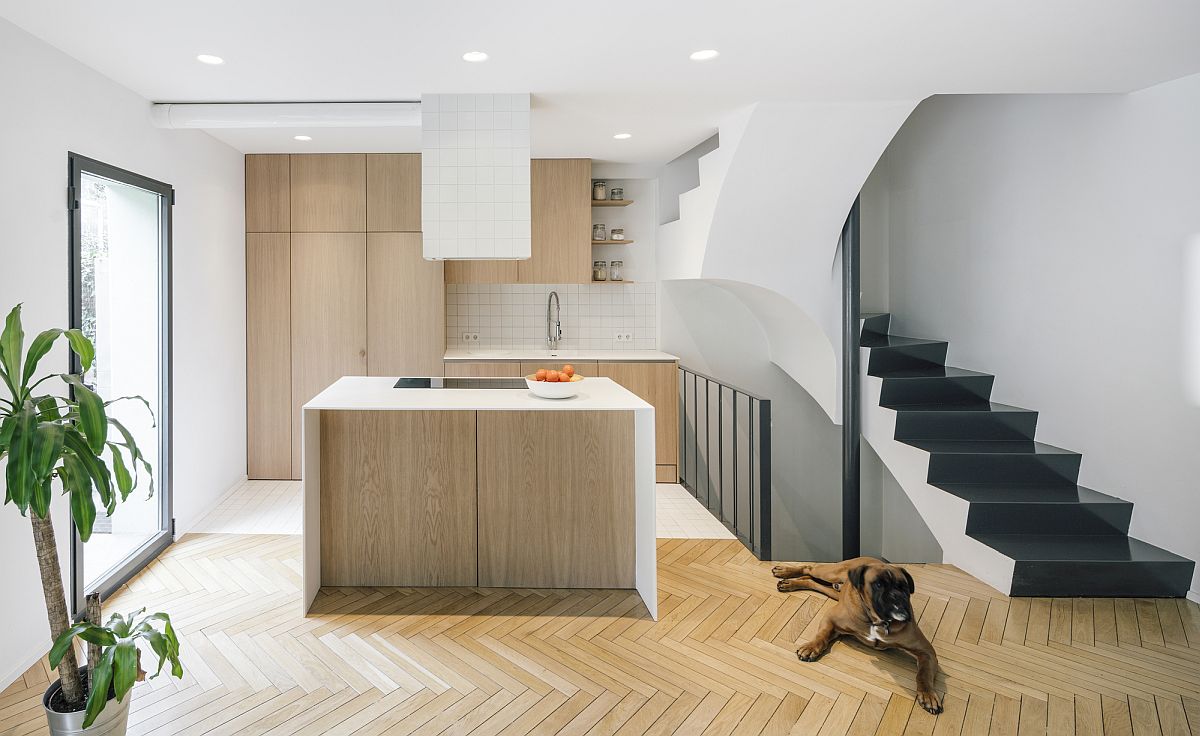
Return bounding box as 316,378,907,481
421,93,531,260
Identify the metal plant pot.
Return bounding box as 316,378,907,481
42,670,131,736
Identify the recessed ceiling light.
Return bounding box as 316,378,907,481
689,49,720,62
293,135,312,142
196,54,224,65
462,51,489,63
613,133,632,140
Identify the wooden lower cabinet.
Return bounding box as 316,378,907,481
476,411,635,588
596,362,679,471
656,465,678,483
320,410,478,586
443,361,524,377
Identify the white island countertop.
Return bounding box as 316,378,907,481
304,376,653,412
443,348,678,362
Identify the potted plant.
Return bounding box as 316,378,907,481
0,304,184,734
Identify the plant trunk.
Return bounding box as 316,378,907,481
30,513,85,709
85,593,102,675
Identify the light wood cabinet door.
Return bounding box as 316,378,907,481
444,259,519,284
520,361,597,378
367,233,443,376
518,159,592,284
246,234,291,479
366,154,421,232
290,233,367,477
245,155,289,232
290,154,366,232
443,361,523,377
320,410,477,586
477,411,634,588
598,362,679,472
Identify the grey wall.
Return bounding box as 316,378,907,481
658,135,720,225
863,76,1200,595
861,445,943,563
660,280,842,562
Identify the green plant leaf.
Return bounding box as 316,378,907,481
62,429,113,511
21,329,62,392
4,406,37,515
108,443,134,500
34,395,62,421
0,305,25,392
145,630,170,676
49,622,90,668
111,640,137,702
0,414,14,451
82,648,113,729
69,472,97,542
32,423,64,481
63,375,107,453
64,329,94,374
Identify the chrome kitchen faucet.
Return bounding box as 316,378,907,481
547,290,562,350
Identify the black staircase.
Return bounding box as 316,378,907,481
861,313,1194,597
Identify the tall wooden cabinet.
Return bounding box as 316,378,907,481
246,153,438,479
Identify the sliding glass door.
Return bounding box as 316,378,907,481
68,153,173,611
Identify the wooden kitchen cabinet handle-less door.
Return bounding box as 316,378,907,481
290,233,368,478
246,233,292,479
367,233,444,377
598,362,680,482
290,154,366,232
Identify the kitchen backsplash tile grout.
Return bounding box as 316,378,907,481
446,282,657,351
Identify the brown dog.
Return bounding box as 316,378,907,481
772,557,943,714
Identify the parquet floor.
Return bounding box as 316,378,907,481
3,533,1199,735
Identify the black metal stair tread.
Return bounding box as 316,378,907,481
902,440,1078,455
970,534,1191,563
936,483,1128,504
875,366,992,379
892,401,1032,414
860,333,946,349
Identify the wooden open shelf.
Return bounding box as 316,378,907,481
591,199,634,207
592,240,634,245
590,280,636,285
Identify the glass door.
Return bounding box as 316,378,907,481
68,153,173,610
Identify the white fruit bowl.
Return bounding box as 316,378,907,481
526,375,582,399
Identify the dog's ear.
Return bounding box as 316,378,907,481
900,568,915,593
848,565,868,591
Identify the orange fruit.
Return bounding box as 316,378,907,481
562,364,575,377
545,371,560,382
535,368,547,381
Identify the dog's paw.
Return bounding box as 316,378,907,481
916,689,943,715
777,579,804,592
771,564,809,579
795,642,826,662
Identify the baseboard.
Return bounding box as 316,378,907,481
1188,589,1199,605
0,641,50,696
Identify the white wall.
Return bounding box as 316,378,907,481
660,280,843,563
0,18,246,687
866,76,1200,595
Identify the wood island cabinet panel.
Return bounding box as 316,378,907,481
442,361,523,377
367,233,444,376
444,259,519,284
519,361,597,378
290,233,367,477
245,155,290,232
518,159,592,284
320,410,477,586
598,362,679,469
366,154,421,231
477,411,635,588
290,154,366,232
246,234,291,479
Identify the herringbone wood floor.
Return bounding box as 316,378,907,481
3,533,1199,735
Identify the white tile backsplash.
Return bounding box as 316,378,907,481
446,283,658,351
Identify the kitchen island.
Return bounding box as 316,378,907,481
301,376,658,618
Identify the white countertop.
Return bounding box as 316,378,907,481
304,376,653,411
443,348,678,362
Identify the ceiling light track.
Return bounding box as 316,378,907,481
149,101,422,129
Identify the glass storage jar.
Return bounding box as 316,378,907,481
593,260,608,281
610,228,625,241
592,223,607,241
610,187,624,201
592,181,608,201
608,260,624,282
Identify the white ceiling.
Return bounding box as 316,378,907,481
3,0,1198,163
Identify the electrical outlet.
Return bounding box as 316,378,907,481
462,332,480,342
614,332,633,342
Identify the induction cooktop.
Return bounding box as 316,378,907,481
393,377,527,389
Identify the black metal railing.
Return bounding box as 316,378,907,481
677,366,772,559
